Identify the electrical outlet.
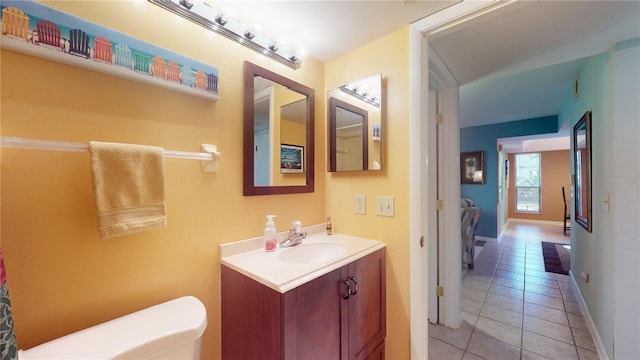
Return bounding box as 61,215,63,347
354,193,366,215
580,272,590,283
376,196,394,217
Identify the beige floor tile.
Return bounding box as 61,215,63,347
523,302,569,326
564,300,582,315
572,328,597,352
428,221,597,360
465,270,494,281
522,330,579,360
463,286,488,303
462,297,484,315
560,289,580,303
475,316,522,347
463,277,492,292
480,303,523,328
567,312,589,331
525,269,557,281
525,283,562,298
524,292,565,311
497,263,525,274
495,270,525,281
461,311,480,331
558,280,571,290
523,315,574,345
492,276,525,290
485,292,524,313
576,346,600,360
489,283,524,300
522,349,552,359
500,253,526,262
429,323,473,350
466,332,522,360
462,352,486,360
524,275,559,288
429,336,465,360
499,257,526,266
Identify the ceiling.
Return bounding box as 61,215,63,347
215,0,640,151
214,0,458,62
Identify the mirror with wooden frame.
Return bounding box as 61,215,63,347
573,110,592,232
243,61,315,196
327,74,382,172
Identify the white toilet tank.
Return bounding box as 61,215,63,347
19,296,207,359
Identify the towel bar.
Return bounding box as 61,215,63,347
0,136,221,173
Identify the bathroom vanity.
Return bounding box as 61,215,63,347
220,233,386,359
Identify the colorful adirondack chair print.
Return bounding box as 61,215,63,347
2,7,29,41
68,28,90,58
195,70,207,90
93,36,113,63
167,61,180,83
133,49,150,74
114,43,133,69
1,3,219,96
35,19,64,51
152,56,166,79
181,65,195,87
207,73,218,93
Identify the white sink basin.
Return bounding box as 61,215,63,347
279,243,348,264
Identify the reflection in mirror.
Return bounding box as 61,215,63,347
327,74,382,172
573,110,592,232
244,62,315,196
329,97,368,171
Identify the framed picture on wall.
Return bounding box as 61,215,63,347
460,151,485,184
280,144,304,173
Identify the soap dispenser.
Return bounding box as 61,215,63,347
264,215,277,252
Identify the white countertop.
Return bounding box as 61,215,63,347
220,229,385,293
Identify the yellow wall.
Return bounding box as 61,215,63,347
0,1,325,358
272,85,306,186
325,28,412,359
508,150,571,221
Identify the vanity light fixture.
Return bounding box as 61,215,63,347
149,0,302,69
214,13,228,26
340,84,381,108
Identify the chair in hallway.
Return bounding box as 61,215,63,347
461,198,481,269
562,186,570,236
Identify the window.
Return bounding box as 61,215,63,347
515,153,541,213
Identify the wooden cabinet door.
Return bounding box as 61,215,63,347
221,266,283,360
347,248,386,360
283,267,346,359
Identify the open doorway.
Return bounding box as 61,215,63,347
497,134,572,235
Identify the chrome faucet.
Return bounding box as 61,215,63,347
280,220,306,247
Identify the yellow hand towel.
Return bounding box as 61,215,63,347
89,141,167,239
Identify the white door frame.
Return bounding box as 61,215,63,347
409,1,520,358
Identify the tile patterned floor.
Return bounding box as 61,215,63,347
429,220,600,360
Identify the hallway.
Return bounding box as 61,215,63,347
429,221,599,359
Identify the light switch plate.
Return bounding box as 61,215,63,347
354,193,366,215
376,196,394,217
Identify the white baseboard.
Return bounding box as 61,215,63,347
476,236,497,242
569,270,610,360
507,218,564,226
506,218,564,226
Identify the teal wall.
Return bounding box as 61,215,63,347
460,116,558,238
560,38,640,359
